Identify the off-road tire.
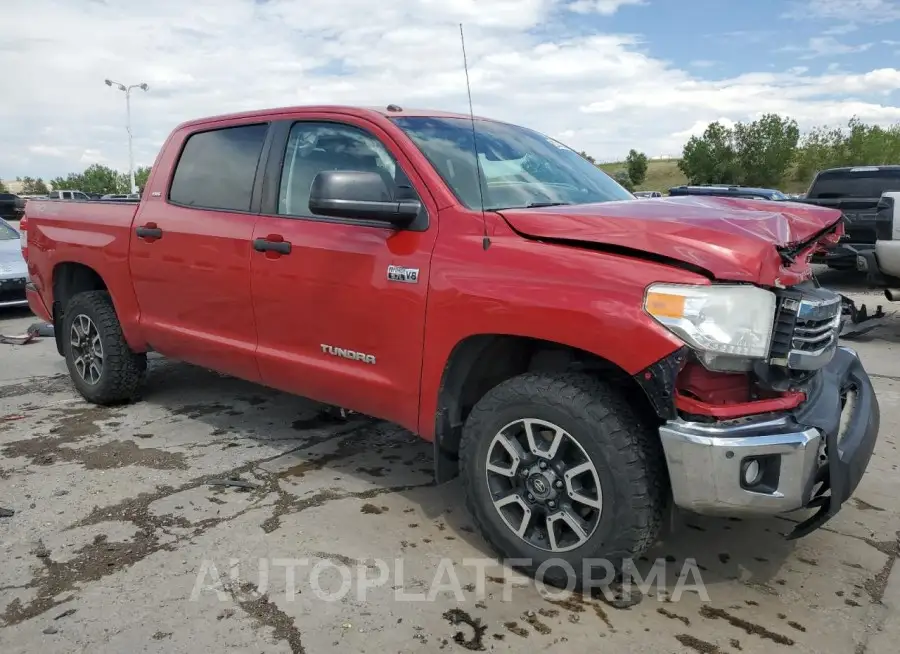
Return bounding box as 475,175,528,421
62,291,147,405
459,372,668,589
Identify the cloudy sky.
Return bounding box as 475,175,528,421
2,0,900,180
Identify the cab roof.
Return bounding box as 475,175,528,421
176,105,496,131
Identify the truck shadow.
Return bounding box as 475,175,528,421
135,357,800,600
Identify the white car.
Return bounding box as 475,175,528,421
633,191,662,198
100,193,140,201
0,219,28,308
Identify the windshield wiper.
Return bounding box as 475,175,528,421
524,201,573,208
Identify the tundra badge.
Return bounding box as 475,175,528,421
320,344,376,365
387,265,419,284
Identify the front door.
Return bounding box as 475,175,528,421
129,122,270,381
250,116,438,428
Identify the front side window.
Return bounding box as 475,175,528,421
278,122,405,217
169,123,269,211
391,116,633,210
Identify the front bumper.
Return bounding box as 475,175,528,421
659,347,879,538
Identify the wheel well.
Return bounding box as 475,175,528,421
433,334,658,482
51,263,108,355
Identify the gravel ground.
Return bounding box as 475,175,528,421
1,268,899,654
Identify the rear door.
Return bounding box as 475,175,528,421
128,121,271,381
249,115,438,427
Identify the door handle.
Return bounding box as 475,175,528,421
253,238,292,255
135,224,163,240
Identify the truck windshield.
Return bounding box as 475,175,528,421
808,169,900,199
391,116,633,210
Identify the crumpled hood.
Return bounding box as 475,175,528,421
497,195,843,284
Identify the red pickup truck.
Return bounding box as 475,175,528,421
21,105,879,586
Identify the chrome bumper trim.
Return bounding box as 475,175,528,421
659,416,822,516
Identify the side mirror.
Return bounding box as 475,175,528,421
309,170,420,226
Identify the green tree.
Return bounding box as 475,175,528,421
625,149,648,186
732,114,799,187
678,121,739,185
50,172,86,191
134,166,151,190
80,164,126,194
19,176,49,195
678,116,800,188
0,178,7,193
51,164,126,194
613,170,635,192
579,151,597,164
793,117,900,185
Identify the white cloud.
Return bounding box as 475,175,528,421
823,23,859,35
783,35,874,58
2,0,900,179
671,117,736,141
568,0,646,14
792,0,900,22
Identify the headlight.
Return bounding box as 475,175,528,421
644,283,776,362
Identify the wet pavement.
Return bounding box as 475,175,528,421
1,269,899,653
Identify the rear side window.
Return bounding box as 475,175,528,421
169,123,268,211
809,169,900,199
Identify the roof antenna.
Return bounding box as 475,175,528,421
459,23,490,251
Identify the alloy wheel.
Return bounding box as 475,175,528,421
484,418,602,553
70,314,104,385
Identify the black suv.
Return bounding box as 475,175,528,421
0,193,25,221
668,185,790,201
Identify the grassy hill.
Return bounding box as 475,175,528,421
599,158,686,192
599,158,811,194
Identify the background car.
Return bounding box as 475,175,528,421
0,192,26,222
633,190,662,198
100,193,140,201
0,218,28,308
668,184,789,201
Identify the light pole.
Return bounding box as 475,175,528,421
105,79,149,193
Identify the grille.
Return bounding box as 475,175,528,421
769,286,841,371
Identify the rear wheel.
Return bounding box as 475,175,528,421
459,372,667,588
62,291,146,405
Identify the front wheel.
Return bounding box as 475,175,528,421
62,291,147,405
459,372,668,588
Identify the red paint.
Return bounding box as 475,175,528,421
675,391,806,419
673,362,805,418
25,286,51,322
677,362,752,405
499,195,842,287
23,105,842,437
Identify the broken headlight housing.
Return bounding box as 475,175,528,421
644,283,776,371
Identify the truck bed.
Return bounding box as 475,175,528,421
23,199,141,319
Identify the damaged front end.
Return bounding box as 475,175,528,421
635,280,880,539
